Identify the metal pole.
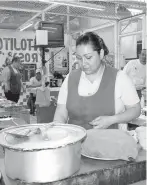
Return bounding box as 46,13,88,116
41,12,46,82
114,21,120,69
118,20,121,69
67,6,72,72
42,12,45,67
114,20,119,69
42,12,45,21
146,12,147,50
142,13,146,49
119,30,142,37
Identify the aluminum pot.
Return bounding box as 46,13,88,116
0,124,87,183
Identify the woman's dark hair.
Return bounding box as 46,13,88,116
76,32,109,56
12,56,20,63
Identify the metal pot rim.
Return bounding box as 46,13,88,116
0,124,87,151
1,135,87,152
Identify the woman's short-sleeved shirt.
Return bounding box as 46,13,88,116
57,64,140,130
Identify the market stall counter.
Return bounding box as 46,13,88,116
0,98,30,129
0,107,30,125
0,148,146,185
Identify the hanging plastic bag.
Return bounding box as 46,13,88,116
35,87,50,107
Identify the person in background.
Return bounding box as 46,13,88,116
1,52,13,89
123,49,146,100
27,70,42,115
1,56,24,103
53,32,141,130
4,52,13,66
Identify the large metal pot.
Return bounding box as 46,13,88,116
0,124,86,183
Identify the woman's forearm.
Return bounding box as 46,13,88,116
112,103,141,124
53,105,68,123
53,113,67,123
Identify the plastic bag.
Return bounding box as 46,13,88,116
35,87,50,107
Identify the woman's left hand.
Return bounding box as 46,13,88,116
89,116,114,129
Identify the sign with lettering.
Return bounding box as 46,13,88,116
0,30,39,68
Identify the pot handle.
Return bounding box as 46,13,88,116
1,147,5,156
81,135,87,143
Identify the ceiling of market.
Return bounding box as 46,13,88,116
0,0,146,33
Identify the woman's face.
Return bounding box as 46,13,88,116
76,44,101,75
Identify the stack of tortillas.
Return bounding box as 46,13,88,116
82,129,139,161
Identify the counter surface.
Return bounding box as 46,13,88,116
0,107,30,125
0,147,146,185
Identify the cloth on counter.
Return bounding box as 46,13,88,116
82,129,139,161
0,97,17,108
123,59,146,90
135,126,147,150
35,87,50,107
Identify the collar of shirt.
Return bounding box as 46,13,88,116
81,62,105,85
78,63,105,96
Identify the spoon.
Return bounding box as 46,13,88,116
5,128,42,142
5,122,58,143
40,121,63,141
41,122,55,141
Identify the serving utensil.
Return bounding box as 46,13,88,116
5,122,55,143
5,128,42,144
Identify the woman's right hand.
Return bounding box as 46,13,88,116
4,84,10,92
89,116,115,129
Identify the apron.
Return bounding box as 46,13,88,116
9,66,21,94
66,65,118,130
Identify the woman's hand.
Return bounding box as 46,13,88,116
4,84,10,92
89,116,115,129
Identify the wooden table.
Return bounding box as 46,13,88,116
0,148,146,185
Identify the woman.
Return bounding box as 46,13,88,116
1,56,23,103
53,32,141,130
5,52,13,66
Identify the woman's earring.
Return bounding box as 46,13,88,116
100,49,104,60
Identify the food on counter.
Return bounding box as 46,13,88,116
0,116,11,119
127,130,138,143
0,98,17,108
0,115,12,121
82,129,139,161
